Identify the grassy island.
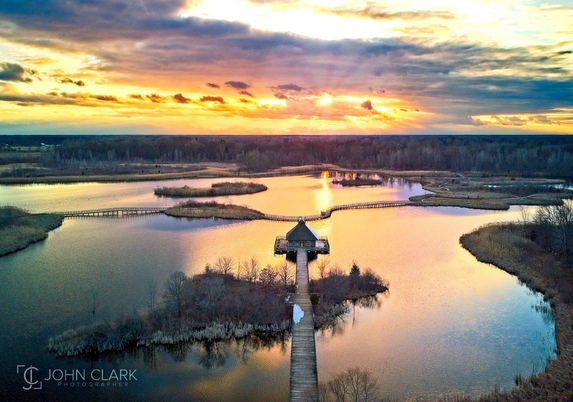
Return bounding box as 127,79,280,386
331,178,383,187
155,181,267,197
165,200,265,220
48,261,388,357
0,207,63,257
460,206,573,400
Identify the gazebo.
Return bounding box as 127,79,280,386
274,219,329,255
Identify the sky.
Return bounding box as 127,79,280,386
0,0,572,135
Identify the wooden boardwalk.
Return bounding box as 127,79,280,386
264,200,410,222
289,248,319,402
50,200,410,221
51,207,166,218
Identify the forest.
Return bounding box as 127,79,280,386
2,134,573,176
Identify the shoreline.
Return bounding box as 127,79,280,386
460,223,573,401
0,207,63,257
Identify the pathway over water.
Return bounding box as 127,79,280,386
289,249,319,402
50,200,411,220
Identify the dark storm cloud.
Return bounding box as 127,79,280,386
173,93,191,103
199,96,226,104
0,63,37,83
206,83,220,88
224,81,250,90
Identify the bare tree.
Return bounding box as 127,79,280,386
320,367,380,402
214,256,234,276
277,260,295,286
242,257,260,283
163,271,187,318
316,259,329,280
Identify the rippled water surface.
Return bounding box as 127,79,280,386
0,174,555,401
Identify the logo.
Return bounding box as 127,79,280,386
17,365,137,391
17,365,42,391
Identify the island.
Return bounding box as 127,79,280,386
155,181,267,197
165,200,265,220
48,262,388,357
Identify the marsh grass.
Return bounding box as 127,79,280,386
155,181,267,197
461,223,573,401
0,206,63,256
165,200,265,220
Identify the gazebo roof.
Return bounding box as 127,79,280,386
285,219,318,241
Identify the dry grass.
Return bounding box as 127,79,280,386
460,224,573,401
155,181,267,197
410,194,510,210
0,207,63,256
165,200,265,220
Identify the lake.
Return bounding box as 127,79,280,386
0,173,555,401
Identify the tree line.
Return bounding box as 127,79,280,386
3,134,573,176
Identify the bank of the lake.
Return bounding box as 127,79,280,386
461,224,573,401
0,207,63,256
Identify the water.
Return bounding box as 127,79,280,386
0,174,555,401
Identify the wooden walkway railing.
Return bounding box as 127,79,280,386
289,248,319,402
50,200,410,220
264,200,410,222
51,207,166,218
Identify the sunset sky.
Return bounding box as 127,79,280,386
0,0,572,135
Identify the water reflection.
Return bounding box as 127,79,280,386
0,176,557,401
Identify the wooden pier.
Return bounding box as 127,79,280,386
51,207,166,218
289,248,319,402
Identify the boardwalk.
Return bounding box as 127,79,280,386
289,248,319,402
264,200,410,222
50,200,410,220
51,207,166,218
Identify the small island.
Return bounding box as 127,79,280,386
165,200,265,220
155,181,267,197
332,178,382,187
48,261,388,357
0,206,63,257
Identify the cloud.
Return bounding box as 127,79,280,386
57,77,85,86
360,100,373,110
206,82,220,88
0,62,37,83
325,5,455,21
274,92,288,100
173,93,191,103
275,83,304,91
129,94,144,100
146,93,167,103
199,95,226,104
238,98,256,104
238,89,254,97
92,94,119,102
224,81,250,90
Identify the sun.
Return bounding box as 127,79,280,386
319,96,332,105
